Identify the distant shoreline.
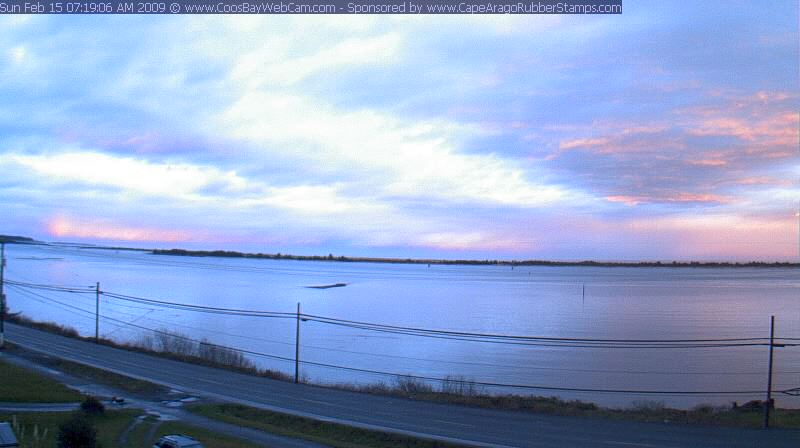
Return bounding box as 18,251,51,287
3,235,797,268
150,248,800,268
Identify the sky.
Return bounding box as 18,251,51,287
0,2,798,261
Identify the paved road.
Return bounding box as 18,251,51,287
0,352,324,448
6,323,799,448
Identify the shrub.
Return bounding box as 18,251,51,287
733,400,774,412
631,400,666,413
691,403,723,415
80,396,105,415
395,375,433,394
136,330,256,371
440,375,483,396
57,414,97,448
153,330,196,356
198,339,256,370
9,314,80,338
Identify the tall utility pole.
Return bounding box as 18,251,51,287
94,282,100,343
764,315,775,429
0,242,6,348
294,302,301,384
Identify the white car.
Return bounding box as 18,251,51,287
152,434,204,448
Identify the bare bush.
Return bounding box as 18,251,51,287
692,403,725,415
152,330,197,356
198,339,255,370
9,314,80,338
134,329,257,372
136,334,155,351
353,382,392,395
79,396,105,416
440,375,483,396
631,400,666,413
395,375,434,394
57,414,97,448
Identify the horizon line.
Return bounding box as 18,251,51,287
3,235,797,268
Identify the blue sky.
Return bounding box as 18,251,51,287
0,2,798,261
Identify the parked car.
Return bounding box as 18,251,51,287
0,422,19,448
152,434,204,448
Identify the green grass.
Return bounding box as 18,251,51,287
0,410,266,448
607,401,800,428
121,414,158,448
0,359,84,403
9,318,800,430
348,381,800,429
3,342,168,398
188,403,466,448
0,410,141,448
47,358,168,397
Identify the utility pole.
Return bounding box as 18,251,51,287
294,302,301,384
764,315,775,429
94,282,100,344
0,242,5,348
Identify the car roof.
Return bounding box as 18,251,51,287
161,434,201,445
0,422,19,446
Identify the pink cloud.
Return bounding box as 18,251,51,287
605,192,732,206
605,195,644,206
552,124,684,158
46,215,194,243
624,214,797,260
751,91,791,104
678,92,798,150
735,177,792,187
619,125,670,135
687,159,728,167
559,137,610,150
669,192,732,203
688,117,757,140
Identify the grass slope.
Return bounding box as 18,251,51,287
0,359,83,403
189,403,467,448
0,410,140,448
1,410,267,448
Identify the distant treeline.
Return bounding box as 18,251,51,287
0,234,35,243
151,249,799,268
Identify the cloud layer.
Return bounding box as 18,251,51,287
0,5,797,261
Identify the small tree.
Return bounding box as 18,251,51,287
80,396,105,415
57,414,97,448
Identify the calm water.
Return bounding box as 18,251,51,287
5,244,800,409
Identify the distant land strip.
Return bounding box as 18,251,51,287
150,248,800,268
2,235,797,268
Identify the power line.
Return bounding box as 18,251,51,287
108,318,775,395
10,284,794,375
302,319,777,349
34,286,791,375
301,313,774,344
7,279,798,349
5,281,293,319
8,284,99,321
7,285,798,396
5,279,95,293
102,291,296,319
